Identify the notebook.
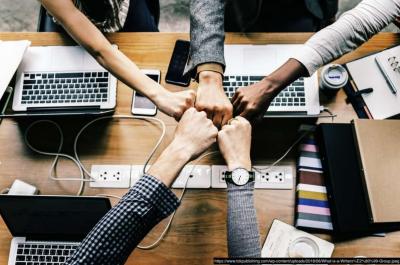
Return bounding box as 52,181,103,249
345,45,400,119
316,123,399,240
352,119,400,223
295,136,333,232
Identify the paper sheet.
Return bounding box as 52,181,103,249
0,40,31,99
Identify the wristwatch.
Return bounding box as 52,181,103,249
224,168,255,186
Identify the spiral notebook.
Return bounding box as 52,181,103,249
345,45,400,119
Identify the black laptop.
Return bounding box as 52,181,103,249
0,195,111,265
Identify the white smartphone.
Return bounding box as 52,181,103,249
131,69,159,116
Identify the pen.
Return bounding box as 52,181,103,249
376,57,397,94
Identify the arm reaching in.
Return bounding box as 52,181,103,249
218,117,261,257
233,0,400,120
187,0,232,127
41,0,195,120
65,108,218,265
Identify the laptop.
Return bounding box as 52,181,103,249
0,195,111,265
10,45,117,116
223,45,320,117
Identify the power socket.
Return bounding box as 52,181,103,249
90,165,131,188
172,165,211,188
130,165,150,187
211,165,294,189
253,165,293,189
130,165,211,188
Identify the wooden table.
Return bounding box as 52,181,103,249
0,32,400,264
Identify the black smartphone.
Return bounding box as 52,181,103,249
165,40,191,87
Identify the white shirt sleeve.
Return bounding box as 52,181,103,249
292,0,400,76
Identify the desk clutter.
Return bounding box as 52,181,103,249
2,32,400,263
295,120,400,241
344,45,400,119
262,220,334,258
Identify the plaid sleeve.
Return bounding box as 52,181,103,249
65,174,180,265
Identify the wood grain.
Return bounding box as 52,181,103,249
0,32,400,264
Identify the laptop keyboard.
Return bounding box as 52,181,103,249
20,71,110,106
15,242,79,265
223,76,306,107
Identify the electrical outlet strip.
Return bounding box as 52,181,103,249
90,165,131,188
130,165,211,188
130,165,150,187
211,165,294,189
172,165,211,188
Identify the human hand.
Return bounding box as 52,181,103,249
232,78,278,121
154,90,196,121
148,108,218,186
171,107,218,161
195,71,233,128
217,116,252,171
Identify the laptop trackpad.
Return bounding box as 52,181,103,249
243,47,277,75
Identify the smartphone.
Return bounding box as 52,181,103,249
131,69,159,116
165,40,191,87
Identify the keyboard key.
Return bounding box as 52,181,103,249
24,80,35,85
55,73,83,78
249,76,263,81
96,78,108,83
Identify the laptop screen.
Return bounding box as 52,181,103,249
0,195,111,241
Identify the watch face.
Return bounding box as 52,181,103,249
232,168,250,186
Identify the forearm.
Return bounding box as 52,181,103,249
65,175,180,265
41,0,167,104
293,0,400,75
185,0,226,74
148,140,191,187
258,59,308,98
227,182,261,258
96,47,166,101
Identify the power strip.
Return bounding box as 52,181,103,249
90,165,131,188
131,165,211,188
211,165,294,189
91,164,294,189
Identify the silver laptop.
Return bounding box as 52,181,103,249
224,45,320,117
0,195,111,265
12,46,117,114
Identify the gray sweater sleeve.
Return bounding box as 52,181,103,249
227,182,261,258
292,0,400,75
184,0,226,75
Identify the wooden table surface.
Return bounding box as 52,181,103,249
0,32,400,264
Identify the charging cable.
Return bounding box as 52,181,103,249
24,120,86,195
24,115,166,195
252,130,311,174
137,150,219,250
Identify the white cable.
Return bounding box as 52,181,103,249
24,115,166,196
24,120,86,195
73,115,166,179
95,194,122,200
252,131,310,174
137,150,219,250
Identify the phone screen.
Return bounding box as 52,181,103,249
165,40,191,87
135,74,158,109
134,92,155,109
